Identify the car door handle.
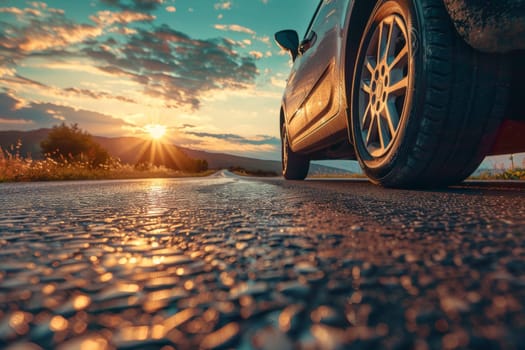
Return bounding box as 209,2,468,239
299,31,317,54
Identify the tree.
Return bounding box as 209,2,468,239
40,123,110,168
191,159,208,172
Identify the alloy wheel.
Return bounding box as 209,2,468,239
358,14,411,158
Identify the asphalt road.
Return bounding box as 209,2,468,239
0,171,524,349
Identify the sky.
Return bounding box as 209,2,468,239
0,0,320,160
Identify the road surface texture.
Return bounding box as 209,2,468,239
0,171,524,350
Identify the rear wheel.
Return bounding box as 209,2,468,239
281,123,309,180
350,0,509,188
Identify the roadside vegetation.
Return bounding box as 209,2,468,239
471,168,525,180
0,142,214,182
0,124,212,182
229,166,278,177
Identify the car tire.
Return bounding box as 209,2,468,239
281,123,309,180
350,0,510,188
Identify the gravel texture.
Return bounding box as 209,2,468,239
0,173,524,349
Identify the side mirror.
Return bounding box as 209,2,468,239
275,30,299,61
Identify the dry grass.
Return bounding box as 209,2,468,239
0,142,213,182
470,168,525,181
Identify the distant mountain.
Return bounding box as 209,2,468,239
0,129,50,159
179,147,355,175
92,136,207,171
179,146,281,173
0,129,353,175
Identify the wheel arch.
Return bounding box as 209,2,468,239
279,106,287,145
342,0,380,139
280,107,285,130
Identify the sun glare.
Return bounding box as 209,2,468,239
146,124,167,140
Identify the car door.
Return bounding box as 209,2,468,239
301,0,342,137
283,0,342,149
282,1,324,148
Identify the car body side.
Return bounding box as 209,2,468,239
280,0,525,162
282,0,351,160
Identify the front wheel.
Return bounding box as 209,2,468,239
350,0,509,188
281,123,309,180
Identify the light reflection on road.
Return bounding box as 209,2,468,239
0,174,523,349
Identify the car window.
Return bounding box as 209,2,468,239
303,0,339,40
303,0,324,39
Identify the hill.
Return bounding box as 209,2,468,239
179,147,356,175
0,129,49,159
0,129,353,175
92,136,206,172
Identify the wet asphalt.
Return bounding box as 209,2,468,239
0,171,524,349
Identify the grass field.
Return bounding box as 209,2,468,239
0,145,213,182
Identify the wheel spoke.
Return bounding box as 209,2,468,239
364,57,376,76
377,115,387,150
362,103,372,129
378,20,393,63
387,75,408,96
383,23,394,61
361,79,372,94
385,100,400,137
365,114,377,147
377,22,385,63
389,44,408,69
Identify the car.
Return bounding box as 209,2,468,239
275,0,525,187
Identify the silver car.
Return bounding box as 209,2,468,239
276,0,525,187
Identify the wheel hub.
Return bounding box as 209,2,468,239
372,72,387,113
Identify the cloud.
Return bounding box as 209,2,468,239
0,6,151,56
63,87,137,104
0,91,133,134
249,51,264,59
0,4,116,58
83,24,259,109
22,26,103,52
178,124,196,129
0,5,259,111
100,0,164,12
0,11,103,53
177,130,280,155
186,131,279,146
0,71,139,106
0,5,153,55
214,24,256,35
0,75,48,95
214,1,232,10
0,118,34,125
90,10,155,26
0,7,42,17
259,36,270,44
271,76,286,88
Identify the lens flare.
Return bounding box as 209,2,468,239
145,124,166,140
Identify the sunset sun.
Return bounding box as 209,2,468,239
146,124,167,140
